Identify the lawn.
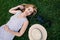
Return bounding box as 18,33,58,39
0,0,60,40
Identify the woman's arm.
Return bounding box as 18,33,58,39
9,5,24,14
4,20,29,37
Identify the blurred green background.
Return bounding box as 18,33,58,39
0,0,60,40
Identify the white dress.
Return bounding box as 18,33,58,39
0,11,27,40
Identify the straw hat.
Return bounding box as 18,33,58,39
28,24,47,40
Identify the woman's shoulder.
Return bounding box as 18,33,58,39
14,10,22,16
16,10,22,14
23,18,29,25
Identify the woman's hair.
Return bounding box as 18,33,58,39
21,3,37,16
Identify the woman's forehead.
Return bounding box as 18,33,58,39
29,7,33,8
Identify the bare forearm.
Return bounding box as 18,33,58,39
7,29,21,37
4,25,23,37
9,6,20,11
9,5,24,11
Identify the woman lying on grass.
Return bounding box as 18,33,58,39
0,4,37,40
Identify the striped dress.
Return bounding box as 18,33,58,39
0,11,27,40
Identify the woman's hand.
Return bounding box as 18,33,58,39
17,5,25,10
3,25,10,32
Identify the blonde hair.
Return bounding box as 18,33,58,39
21,3,37,16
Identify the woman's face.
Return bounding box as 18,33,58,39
24,7,34,16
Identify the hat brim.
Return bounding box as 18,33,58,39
28,24,47,40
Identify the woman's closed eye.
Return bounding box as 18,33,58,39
28,9,32,12
28,9,30,11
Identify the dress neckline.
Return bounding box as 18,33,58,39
16,15,27,20
14,11,27,20
17,13,26,19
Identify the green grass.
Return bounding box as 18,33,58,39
0,0,60,40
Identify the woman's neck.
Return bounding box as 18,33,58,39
19,12,27,18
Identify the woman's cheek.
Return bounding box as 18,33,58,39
28,13,31,15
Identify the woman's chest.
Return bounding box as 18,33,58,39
8,16,24,31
